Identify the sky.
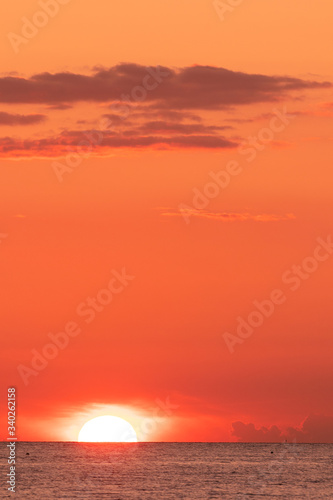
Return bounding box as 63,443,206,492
0,0,333,443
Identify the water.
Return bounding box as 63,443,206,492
0,442,332,499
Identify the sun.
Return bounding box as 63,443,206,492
78,416,138,442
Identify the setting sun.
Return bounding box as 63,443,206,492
78,416,138,443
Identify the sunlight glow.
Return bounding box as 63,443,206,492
78,416,138,442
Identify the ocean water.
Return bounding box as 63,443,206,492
0,442,332,499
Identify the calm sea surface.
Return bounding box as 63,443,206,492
0,442,332,499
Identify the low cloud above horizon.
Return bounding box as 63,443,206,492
232,415,333,443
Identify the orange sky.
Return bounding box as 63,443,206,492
0,0,333,443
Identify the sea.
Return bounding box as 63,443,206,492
0,442,332,499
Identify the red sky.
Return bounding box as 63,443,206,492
0,0,333,442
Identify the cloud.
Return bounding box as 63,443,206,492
0,65,329,158
47,104,73,110
226,110,307,124
0,64,329,108
232,415,333,443
102,113,133,125
162,209,296,222
286,415,333,443
121,120,232,136
131,109,203,122
0,112,46,126
232,421,283,442
0,130,237,158
117,121,232,138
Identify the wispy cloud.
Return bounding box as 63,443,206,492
161,208,296,222
0,130,237,158
105,119,233,136
0,111,46,126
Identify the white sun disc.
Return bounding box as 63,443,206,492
78,416,138,442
